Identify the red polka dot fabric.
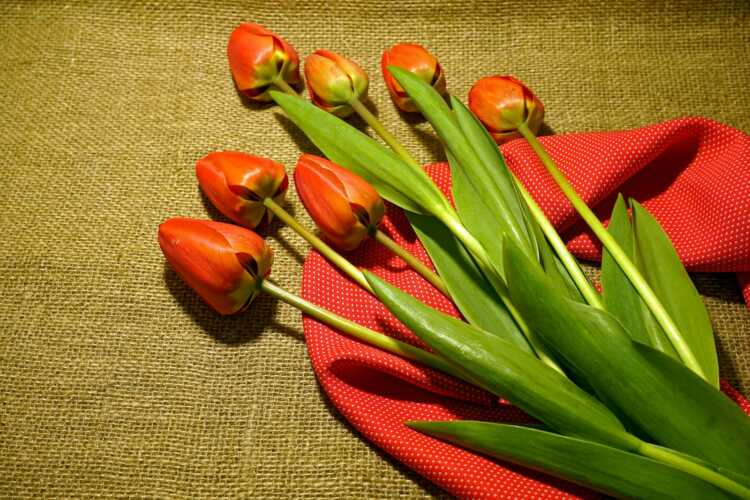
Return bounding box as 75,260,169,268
300,117,750,498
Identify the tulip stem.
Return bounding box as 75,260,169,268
516,122,706,382
272,77,299,97
637,442,750,499
347,97,423,170
512,175,604,309
373,229,450,297
262,198,373,294
260,279,476,386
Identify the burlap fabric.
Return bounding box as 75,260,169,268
1,1,748,497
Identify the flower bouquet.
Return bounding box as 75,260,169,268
158,24,750,498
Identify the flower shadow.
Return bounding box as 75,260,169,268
163,263,279,345
232,78,304,111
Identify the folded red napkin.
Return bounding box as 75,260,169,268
300,117,750,498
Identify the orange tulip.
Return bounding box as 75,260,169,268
196,151,288,229
294,154,384,251
304,50,368,117
381,43,446,112
158,218,273,315
468,75,545,144
227,23,300,101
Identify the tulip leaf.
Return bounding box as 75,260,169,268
270,91,451,217
504,237,750,474
407,211,532,354
364,271,639,452
407,421,733,500
389,67,536,267
451,96,537,256
630,199,719,388
447,150,509,278
601,195,677,356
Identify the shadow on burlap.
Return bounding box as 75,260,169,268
0,0,748,497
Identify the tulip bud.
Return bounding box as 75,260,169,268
381,43,446,112
227,23,300,101
196,151,288,229
159,218,273,315
304,50,368,117
468,75,545,144
294,154,384,251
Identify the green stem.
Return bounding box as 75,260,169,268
263,198,373,294
347,97,423,170
517,122,706,382
512,176,604,309
260,279,476,386
373,229,450,297
441,215,566,376
271,77,299,96
638,442,750,499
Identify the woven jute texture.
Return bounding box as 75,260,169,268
1,0,748,497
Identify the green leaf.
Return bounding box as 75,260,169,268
388,67,474,169
408,421,733,500
630,199,719,387
601,195,677,356
504,237,750,474
270,91,450,216
451,96,537,257
447,149,510,278
407,211,532,354
364,271,639,452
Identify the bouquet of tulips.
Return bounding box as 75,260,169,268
158,24,750,498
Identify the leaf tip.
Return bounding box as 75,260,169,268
404,420,444,433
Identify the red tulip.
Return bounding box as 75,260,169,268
158,218,273,315
294,154,384,251
196,151,288,229
381,43,446,112
304,50,368,117
468,75,545,144
227,23,300,101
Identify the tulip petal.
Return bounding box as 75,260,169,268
227,24,276,91
205,220,274,278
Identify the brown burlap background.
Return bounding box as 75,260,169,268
1,1,749,497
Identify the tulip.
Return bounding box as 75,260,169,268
468,75,544,144
295,154,384,251
381,43,446,112
158,218,272,315
227,23,300,101
295,154,449,296
304,50,368,117
196,151,288,229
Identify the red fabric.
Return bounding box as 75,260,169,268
300,117,750,498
